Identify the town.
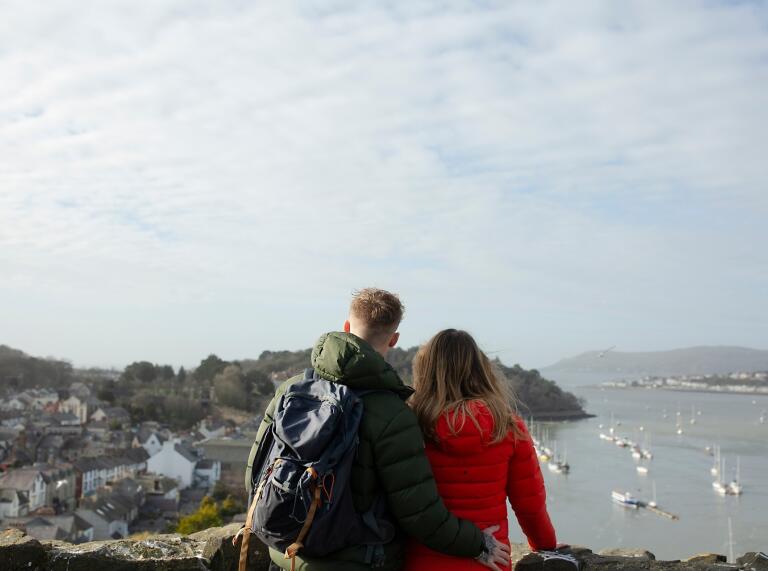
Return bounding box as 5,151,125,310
601,371,768,394
0,379,261,542
0,342,589,546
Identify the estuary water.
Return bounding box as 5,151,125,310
507,380,768,560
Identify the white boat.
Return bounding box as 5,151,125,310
713,457,728,495
640,433,653,460
726,457,743,495
612,490,641,509
713,480,728,495
548,460,570,474
648,481,658,508
710,445,721,477
760,410,766,425
548,443,570,474
689,404,696,425
636,465,649,475
631,445,642,460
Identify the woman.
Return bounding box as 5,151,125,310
406,329,557,571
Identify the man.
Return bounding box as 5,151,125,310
245,288,509,570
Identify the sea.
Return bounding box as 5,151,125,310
506,373,768,560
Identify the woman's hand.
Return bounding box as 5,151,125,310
475,525,512,570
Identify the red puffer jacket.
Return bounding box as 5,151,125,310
404,402,556,571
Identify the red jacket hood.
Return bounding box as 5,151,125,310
432,401,497,455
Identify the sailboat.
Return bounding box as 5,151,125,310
636,463,649,475
648,481,658,508
689,404,697,425
710,445,720,477
713,456,728,495
641,433,653,460
548,442,570,474
726,457,743,495
760,410,766,425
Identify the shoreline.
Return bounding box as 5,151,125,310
582,385,768,397
527,410,595,421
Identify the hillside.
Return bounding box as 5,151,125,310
0,344,74,390
544,345,768,376
241,345,588,419
1,342,588,419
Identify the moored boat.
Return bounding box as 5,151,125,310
612,490,641,509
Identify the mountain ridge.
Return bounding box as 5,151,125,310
543,345,768,376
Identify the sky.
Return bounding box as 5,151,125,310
1,0,767,370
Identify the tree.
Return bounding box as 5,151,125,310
96,388,116,404
245,369,274,396
122,361,157,384
213,365,250,410
160,365,175,381
195,354,228,382
175,496,223,534
210,480,229,502
177,366,187,383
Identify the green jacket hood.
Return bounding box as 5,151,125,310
311,331,414,400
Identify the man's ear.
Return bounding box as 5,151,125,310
343,320,351,333
388,332,400,348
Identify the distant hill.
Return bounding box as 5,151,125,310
2,342,589,419
543,346,768,377
0,344,74,390
241,345,589,419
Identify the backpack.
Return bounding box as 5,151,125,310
238,369,394,571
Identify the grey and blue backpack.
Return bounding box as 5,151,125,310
238,369,393,571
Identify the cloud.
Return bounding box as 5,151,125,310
0,0,766,367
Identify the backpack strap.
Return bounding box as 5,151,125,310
303,368,317,380
237,492,261,571
284,469,322,571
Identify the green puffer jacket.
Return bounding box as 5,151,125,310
245,332,484,571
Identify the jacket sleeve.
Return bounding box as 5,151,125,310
373,405,484,558
506,420,557,550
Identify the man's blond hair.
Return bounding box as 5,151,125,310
349,288,404,337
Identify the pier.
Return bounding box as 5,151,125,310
642,503,679,520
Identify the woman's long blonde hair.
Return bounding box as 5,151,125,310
410,329,523,443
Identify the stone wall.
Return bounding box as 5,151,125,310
1,525,765,571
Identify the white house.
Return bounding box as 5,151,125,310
194,459,221,488
0,469,47,512
90,407,130,426
74,454,146,499
133,430,166,457
0,396,26,412
146,440,198,489
0,489,29,518
75,498,132,540
60,395,88,425
20,514,94,543
197,420,227,440
29,389,59,410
